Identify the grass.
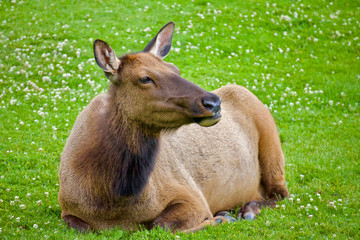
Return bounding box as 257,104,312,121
0,0,359,239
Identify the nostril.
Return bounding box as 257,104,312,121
202,97,221,113
202,99,214,109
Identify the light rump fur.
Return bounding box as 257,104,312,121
58,22,289,232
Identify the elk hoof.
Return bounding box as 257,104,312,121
214,217,224,224
223,215,237,223
243,212,256,220
215,211,231,217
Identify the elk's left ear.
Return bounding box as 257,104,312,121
143,22,175,59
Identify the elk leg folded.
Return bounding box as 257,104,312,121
181,216,230,233
62,214,92,232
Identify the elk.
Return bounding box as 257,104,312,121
58,22,289,233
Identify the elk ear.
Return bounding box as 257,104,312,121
94,39,121,82
143,22,175,59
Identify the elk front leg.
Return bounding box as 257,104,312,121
150,199,212,231
181,216,230,233
62,214,92,232
149,198,232,233
181,211,237,233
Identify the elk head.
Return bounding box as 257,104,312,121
93,22,221,133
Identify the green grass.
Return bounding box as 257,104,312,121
0,0,359,239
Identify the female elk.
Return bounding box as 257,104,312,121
58,22,289,232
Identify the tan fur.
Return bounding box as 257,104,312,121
59,85,288,231
58,22,289,232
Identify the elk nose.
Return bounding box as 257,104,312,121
202,95,221,114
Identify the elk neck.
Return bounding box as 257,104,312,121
76,87,160,201
106,88,160,198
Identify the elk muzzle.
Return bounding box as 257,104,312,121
193,93,222,127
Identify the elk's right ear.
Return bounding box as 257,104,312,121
94,39,121,82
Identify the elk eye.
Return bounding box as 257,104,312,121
139,76,154,84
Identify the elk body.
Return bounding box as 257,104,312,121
58,22,289,232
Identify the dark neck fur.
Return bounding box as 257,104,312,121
102,122,159,198
75,91,159,199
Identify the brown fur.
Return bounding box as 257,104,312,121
58,22,289,233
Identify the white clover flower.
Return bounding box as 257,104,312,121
308,215,313,219
10,201,15,205
36,200,42,205
20,204,26,209
33,224,38,229
280,15,292,21
45,192,49,197
289,197,293,203
297,198,301,204
27,193,31,198
42,76,51,82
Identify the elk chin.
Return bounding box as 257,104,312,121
193,113,222,127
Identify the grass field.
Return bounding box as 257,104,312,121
0,0,359,239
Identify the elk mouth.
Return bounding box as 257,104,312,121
193,112,222,127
